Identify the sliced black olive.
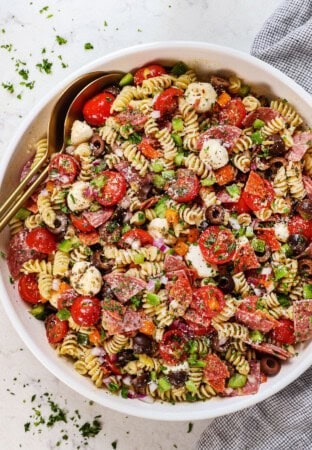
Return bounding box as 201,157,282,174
167,370,188,388
90,133,105,157
288,234,308,256
217,275,235,294
48,213,68,234
198,220,209,233
116,349,134,367
211,334,230,352
132,372,150,393
92,250,112,270
298,258,312,276
133,333,153,355
256,246,271,263
205,205,225,225
260,356,281,376
266,134,286,156
296,198,312,220
257,95,270,107
113,207,127,225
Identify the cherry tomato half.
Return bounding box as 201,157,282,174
159,330,188,365
18,273,41,304
154,87,183,116
184,319,213,336
82,91,115,126
199,226,236,265
49,154,79,186
134,64,167,86
92,171,127,207
26,228,57,253
167,169,200,203
192,286,225,318
137,139,162,159
242,171,275,211
270,318,295,345
219,98,246,127
71,296,101,327
289,215,312,240
119,228,154,248
103,354,122,375
46,314,69,344
70,214,94,232
225,194,251,214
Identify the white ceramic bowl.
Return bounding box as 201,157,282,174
0,42,311,421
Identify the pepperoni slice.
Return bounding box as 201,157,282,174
103,273,147,303
293,299,312,342
167,270,193,311
204,354,230,393
233,240,260,274
255,228,280,251
197,125,241,152
82,208,114,228
167,169,200,203
242,107,280,127
287,131,312,161
242,171,274,211
159,330,188,365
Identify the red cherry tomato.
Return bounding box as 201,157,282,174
70,214,94,232
119,228,154,248
192,286,225,318
134,64,167,86
219,98,246,127
103,354,122,375
49,154,79,185
199,226,236,265
137,139,162,159
46,314,69,344
159,330,188,365
18,273,41,304
154,87,183,116
92,171,126,207
289,215,312,240
26,228,57,253
71,296,101,327
168,169,200,203
57,288,78,310
184,319,213,336
270,318,295,345
225,194,251,214
82,91,115,126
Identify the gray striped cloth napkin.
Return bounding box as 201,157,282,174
196,1,312,448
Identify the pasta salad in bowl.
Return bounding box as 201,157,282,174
0,42,312,420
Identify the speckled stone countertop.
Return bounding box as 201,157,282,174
0,1,281,449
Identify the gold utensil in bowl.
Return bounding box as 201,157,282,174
0,71,124,232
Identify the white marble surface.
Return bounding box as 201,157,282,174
0,1,282,449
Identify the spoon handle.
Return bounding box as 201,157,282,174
0,165,49,232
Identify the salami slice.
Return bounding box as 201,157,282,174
293,299,312,342
164,255,187,272
242,107,280,128
103,273,147,303
248,342,293,360
303,175,312,199
101,298,125,335
196,125,241,151
167,270,192,314
115,161,151,192
7,229,44,279
83,208,114,228
235,309,275,333
287,131,312,162
233,239,260,274
217,190,239,203
114,109,148,128
183,307,211,328
122,309,142,332
223,361,261,396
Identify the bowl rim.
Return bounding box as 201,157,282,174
1,40,312,421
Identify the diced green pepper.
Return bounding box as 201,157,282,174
158,376,171,392
253,119,265,129
277,294,291,307
150,160,164,173
174,153,185,166
29,304,46,321
133,253,145,264
185,380,197,393
249,330,264,343
238,85,250,97
226,184,241,198
172,117,183,132
119,72,134,87
251,239,266,253
201,177,216,186
15,207,31,220
122,224,131,234
171,133,183,147
251,131,263,144
162,170,175,179
146,293,160,306
121,386,129,398
58,239,74,253
150,371,157,381
303,283,312,299
154,198,167,218
153,174,166,189
274,265,288,280
245,226,254,238
228,374,247,389
56,308,71,321
171,61,188,77
77,332,89,345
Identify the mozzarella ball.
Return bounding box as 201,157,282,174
274,222,289,243
71,120,93,145
70,262,102,296
67,181,92,211
199,138,229,170
186,244,218,278
184,82,217,113
147,218,169,240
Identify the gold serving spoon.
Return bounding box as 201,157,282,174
0,71,124,232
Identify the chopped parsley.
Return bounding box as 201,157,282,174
84,42,94,50
56,35,67,45
36,59,53,74
111,440,118,449
79,419,102,438
187,422,193,433
2,82,14,93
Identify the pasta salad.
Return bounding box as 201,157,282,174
7,61,312,403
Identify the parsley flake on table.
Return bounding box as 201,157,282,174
111,440,118,449
56,35,67,45
36,58,53,74
84,42,94,50
1,82,14,93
